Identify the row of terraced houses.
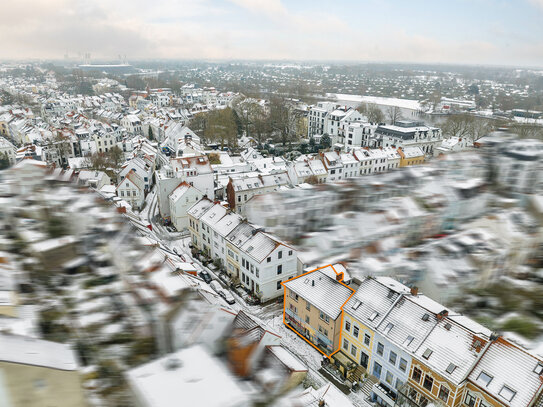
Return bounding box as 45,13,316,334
283,265,543,407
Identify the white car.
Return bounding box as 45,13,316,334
219,290,236,305
209,280,222,293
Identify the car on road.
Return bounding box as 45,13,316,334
199,271,212,284
219,290,236,305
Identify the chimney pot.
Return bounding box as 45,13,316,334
410,286,419,296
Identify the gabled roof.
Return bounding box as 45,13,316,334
468,337,543,407
187,197,214,219
284,267,353,320
415,319,489,385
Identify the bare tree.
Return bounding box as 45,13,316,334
386,106,402,125
367,105,385,124
441,114,474,138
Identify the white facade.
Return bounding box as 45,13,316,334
169,183,204,231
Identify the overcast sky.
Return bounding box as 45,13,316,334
2,0,543,67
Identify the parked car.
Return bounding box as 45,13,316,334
209,280,222,292
219,290,236,305
199,271,212,284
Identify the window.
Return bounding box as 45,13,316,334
389,351,397,365
399,358,407,372
439,386,449,403
377,342,384,356
423,375,434,392
395,379,403,390
320,311,329,323
278,251,283,259
345,321,351,332
305,315,310,323
386,371,394,385
277,265,282,274
288,250,293,256
267,257,271,263
373,362,382,379
276,280,282,290
477,372,493,387
412,367,422,383
465,393,477,407
353,326,359,338
351,344,357,357
306,301,311,311
290,291,298,301
343,339,349,350
499,386,516,402
364,334,370,346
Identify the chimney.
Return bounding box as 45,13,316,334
410,286,418,296
437,310,449,320
336,272,344,282
319,400,326,407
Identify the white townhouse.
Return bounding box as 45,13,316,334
320,151,344,182
169,182,204,231
188,197,298,301
340,152,360,179
116,169,145,210
199,203,242,260
233,227,297,301
157,154,214,219
121,114,143,135
226,172,290,216
118,156,153,193
187,198,215,250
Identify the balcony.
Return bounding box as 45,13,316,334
372,382,397,407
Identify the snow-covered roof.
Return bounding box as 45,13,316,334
126,345,250,407
0,333,79,371
284,269,353,320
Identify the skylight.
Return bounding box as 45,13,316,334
446,363,456,374
422,348,433,359
369,311,379,321
499,386,516,402
445,323,452,330
422,313,430,321
403,336,414,347
352,300,362,310
384,323,394,334
477,371,493,387
535,363,543,375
